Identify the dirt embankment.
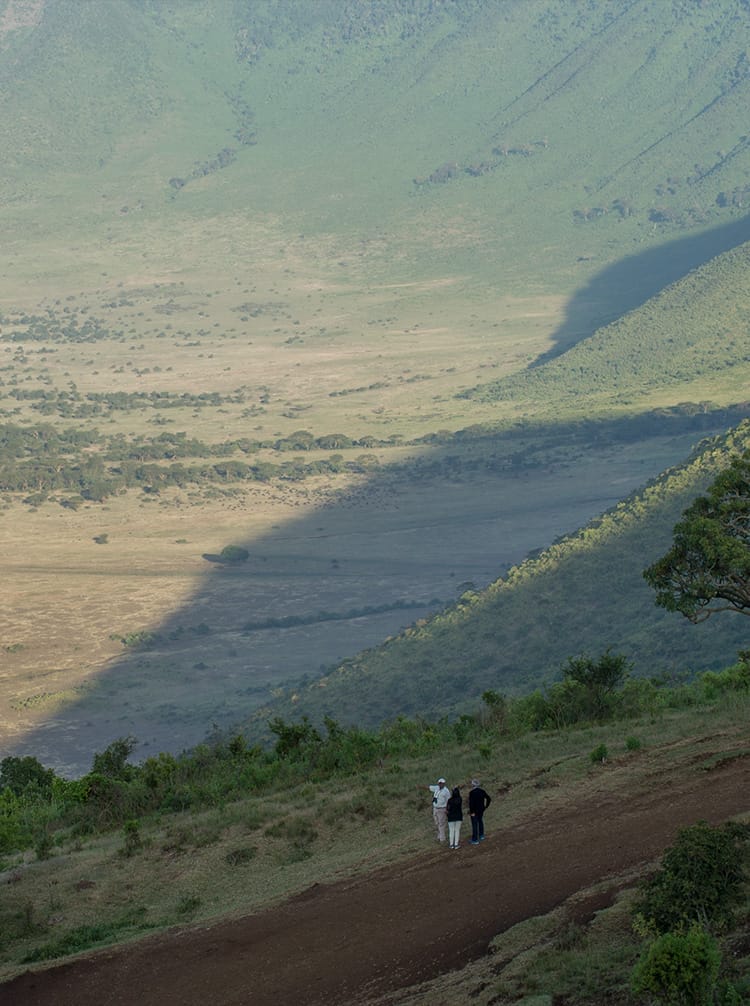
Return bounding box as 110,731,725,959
4,740,749,1006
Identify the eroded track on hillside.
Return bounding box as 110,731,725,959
5,737,749,1006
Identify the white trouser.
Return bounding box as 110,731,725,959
448,820,462,847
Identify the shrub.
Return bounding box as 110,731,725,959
121,819,142,857
631,926,721,1005
561,649,631,721
590,743,608,764
34,829,53,861
635,821,749,934
176,894,202,915
219,545,249,563
225,846,256,866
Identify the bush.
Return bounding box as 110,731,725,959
631,926,721,1005
121,819,142,857
219,545,249,563
635,821,749,934
225,846,256,866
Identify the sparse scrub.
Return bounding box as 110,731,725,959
225,846,256,866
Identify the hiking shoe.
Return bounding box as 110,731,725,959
470,840,479,845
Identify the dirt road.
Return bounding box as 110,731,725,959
4,740,748,1006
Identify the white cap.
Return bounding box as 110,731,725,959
437,777,446,784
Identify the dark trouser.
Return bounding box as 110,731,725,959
471,813,485,842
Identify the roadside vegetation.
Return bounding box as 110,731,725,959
1,655,748,1001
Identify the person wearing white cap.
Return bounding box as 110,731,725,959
428,777,450,843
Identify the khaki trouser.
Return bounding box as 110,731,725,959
433,805,448,842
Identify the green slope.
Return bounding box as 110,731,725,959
464,239,750,411
252,421,750,732
2,0,750,296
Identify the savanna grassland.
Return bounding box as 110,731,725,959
1,0,750,775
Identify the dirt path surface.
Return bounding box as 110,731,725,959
4,743,749,1006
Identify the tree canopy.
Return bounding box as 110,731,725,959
644,451,750,623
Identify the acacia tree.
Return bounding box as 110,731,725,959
644,452,750,623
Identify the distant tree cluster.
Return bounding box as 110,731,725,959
169,145,242,193
413,139,547,188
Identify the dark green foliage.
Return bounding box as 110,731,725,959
563,650,629,707
0,756,56,796
21,919,151,964
635,821,750,934
218,545,249,564
91,737,137,780
0,668,748,862
631,926,721,1006
644,450,750,623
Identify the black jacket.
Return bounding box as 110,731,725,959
446,788,463,821
468,787,491,815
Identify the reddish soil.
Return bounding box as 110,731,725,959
4,742,749,1006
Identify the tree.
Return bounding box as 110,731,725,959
91,736,137,780
0,755,56,796
644,452,750,623
560,649,631,720
219,545,249,564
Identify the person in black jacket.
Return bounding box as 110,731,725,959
446,786,463,849
468,779,491,844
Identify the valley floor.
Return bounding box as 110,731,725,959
4,728,748,1005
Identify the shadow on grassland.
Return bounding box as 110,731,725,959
9,407,750,776
536,212,750,364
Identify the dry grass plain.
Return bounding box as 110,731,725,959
0,259,728,773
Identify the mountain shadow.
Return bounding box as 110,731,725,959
535,212,750,365
4,413,748,776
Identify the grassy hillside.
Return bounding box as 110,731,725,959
252,421,750,733
465,240,750,410
2,0,750,299
1,672,748,1002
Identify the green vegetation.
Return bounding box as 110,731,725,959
0,663,748,999
255,423,750,733
1,10,750,998
631,927,722,1006
630,821,750,1005
0,658,745,863
645,450,750,623
634,821,749,936
464,243,750,410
